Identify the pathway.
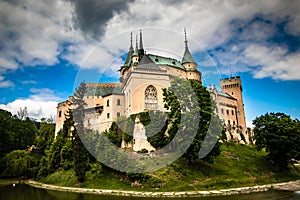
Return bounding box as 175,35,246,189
26,179,300,197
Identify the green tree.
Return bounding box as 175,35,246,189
163,78,222,164
11,117,37,150
36,121,55,154
0,150,40,178
73,82,89,182
253,112,300,169
0,109,13,157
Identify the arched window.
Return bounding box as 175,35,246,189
145,85,158,109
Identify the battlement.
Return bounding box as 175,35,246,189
221,76,241,82
220,76,242,91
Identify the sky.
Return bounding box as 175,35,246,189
0,0,300,127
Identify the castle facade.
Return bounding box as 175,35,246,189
55,30,251,144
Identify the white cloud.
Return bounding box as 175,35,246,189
22,80,37,85
0,88,62,120
1,0,300,81
0,0,78,72
0,75,14,88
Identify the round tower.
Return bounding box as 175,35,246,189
220,76,246,129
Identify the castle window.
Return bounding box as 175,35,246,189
221,108,224,115
232,92,234,95
233,121,236,125
228,120,230,124
232,110,234,115
145,85,158,109
216,108,218,113
107,99,110,107
58,111,62,118
107,113,110,119
117,99,121,106
226,109,229,115
117,112,120,117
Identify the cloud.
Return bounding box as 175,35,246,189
69,0,134,40
0,88,63,120
1,0,300,81
0,0,77,72
244,45,300,80
0,75,14,88
22,80,37,85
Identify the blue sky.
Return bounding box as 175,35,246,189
0,0,299,126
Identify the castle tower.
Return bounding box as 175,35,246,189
220,76,246,129
182,28,197,70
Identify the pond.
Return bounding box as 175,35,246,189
1,184,300,200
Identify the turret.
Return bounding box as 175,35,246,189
181,28,197,69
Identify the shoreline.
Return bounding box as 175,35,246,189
25,179,300,198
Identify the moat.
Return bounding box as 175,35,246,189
1,184,300,200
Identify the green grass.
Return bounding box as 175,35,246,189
39,142,300,191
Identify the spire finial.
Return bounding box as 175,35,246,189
139,29,143,49
184,28,188,48
129,32,133,51
135,34,138,49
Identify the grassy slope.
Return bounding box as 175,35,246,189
40,143,300,191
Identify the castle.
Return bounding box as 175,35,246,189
55,30,251,146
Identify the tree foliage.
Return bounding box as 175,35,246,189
0,109,37,157
163,78,222,164
73,82,89,182
36,122,55,154
253,112,300,169
1,150,40,178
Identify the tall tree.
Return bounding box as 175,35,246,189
253,112,300,169
72,82,89,182
163,78,222,164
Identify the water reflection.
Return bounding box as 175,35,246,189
0,184,299,200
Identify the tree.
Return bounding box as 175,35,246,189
163,78,222,164
0,150,40,178
17,107,28,120
72,82,89,182
253,112,300,169
36,121,55,154
0,109,13,157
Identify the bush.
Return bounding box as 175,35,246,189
0,150,40,178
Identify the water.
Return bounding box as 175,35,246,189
0,184,300,200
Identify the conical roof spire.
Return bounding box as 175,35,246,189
139,29,143,49
138,29,145,56
184,28,188,48
182,28,196,64
129,32,133,52
132,34,139,57
123,32,134,67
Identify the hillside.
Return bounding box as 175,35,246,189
40,142,300,191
